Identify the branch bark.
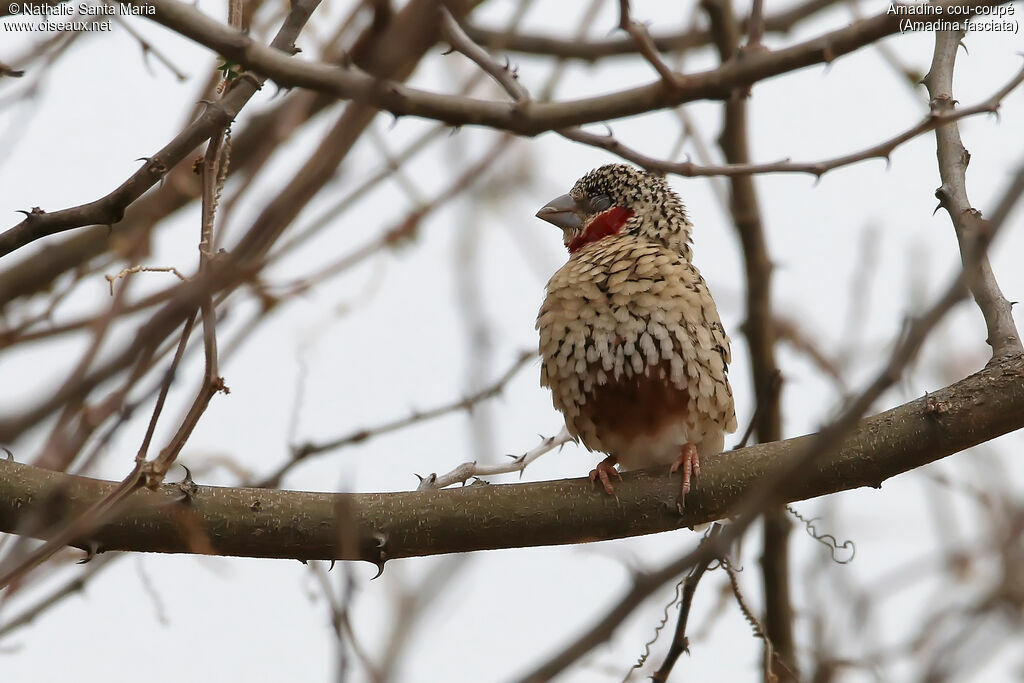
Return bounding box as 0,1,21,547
1,354,1021,566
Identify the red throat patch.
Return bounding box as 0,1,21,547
567,206,635,254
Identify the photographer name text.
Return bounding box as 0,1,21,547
8,2,154,16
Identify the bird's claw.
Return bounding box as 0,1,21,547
589,456,621,496
670,443,700,509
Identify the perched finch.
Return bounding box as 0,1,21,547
536,164,737,508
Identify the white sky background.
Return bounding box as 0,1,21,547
1,0,1023,681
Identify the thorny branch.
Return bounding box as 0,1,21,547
1,352,1022,567
108,0,1013,136
260,350,535,488
440,7,528,102
617,0,685,89
416,426,574,491
922,31,1022,361
0,0,323,258
0,312,197,591
559,65,1024,179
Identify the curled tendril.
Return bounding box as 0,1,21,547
626,578,685,678
786,505,856,564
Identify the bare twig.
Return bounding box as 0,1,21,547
922,31,1022,361
618,0,684,88
559,65,1024,178
650,525,724,682
0,61,25,78
745,0,766,49
416,426,573,491
0,306,198,590
111,13,189,81
0,553,116,639
105,265,187,296
461,0,839,61
308,561,382,682
724,561,780,683
440,6,528,102
260,350,535,488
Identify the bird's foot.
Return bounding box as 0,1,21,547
589,455,621,496
669,442,700,510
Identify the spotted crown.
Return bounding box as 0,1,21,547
569,164,694,259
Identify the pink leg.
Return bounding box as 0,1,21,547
589,455,621,496
669,442,700,508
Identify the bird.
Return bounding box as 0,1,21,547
535,163,736,508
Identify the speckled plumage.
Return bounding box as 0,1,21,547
536,164,737,493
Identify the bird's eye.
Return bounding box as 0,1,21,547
588,194,612,213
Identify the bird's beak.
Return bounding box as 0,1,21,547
535,193,583,232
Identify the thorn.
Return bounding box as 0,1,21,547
175,464,199,503
77,541,99,564
932,201,942,216
328,560,336,572
370,559,387,580
441,46,455,56
17,206,45,219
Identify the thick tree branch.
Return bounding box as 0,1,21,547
117,0,1011,137
1,354,1021,565
461,0,840,61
